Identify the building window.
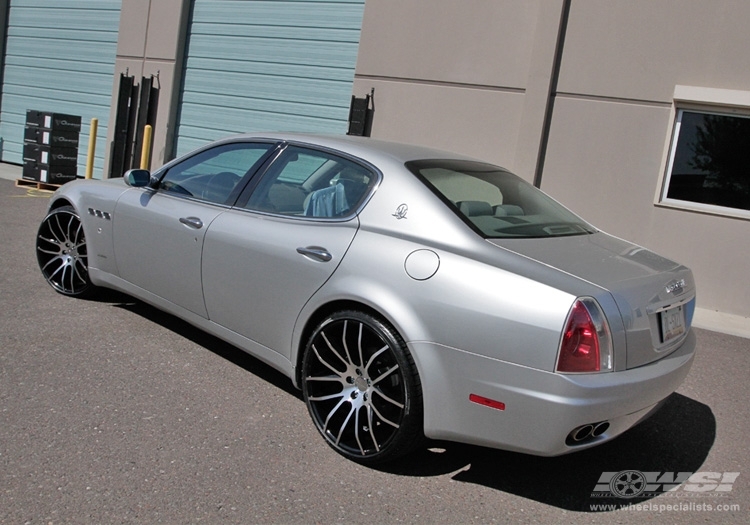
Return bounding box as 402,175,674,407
661,109,750,216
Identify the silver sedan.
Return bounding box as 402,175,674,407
36,133,696,464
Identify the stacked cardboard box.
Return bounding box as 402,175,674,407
22,110,82,184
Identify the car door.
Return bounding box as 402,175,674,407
202,145,378,357
112,141,275,317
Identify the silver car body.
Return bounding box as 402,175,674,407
42,133,696,457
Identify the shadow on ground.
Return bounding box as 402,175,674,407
383,392,714,511
97,289,301,399
97,291,715,512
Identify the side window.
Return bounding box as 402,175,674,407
661,109,750,216
159,143,272,204
244,146,375,218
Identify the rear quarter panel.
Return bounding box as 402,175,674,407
294,156,598,374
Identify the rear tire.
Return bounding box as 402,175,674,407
302,310,423,464
36,205,96,297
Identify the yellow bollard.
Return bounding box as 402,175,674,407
140,124,153,170
85,118,98,179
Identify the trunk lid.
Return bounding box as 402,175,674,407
491,232,696,369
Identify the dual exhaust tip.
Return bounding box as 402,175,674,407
566,421,610,446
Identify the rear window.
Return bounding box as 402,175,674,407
407,159,596,238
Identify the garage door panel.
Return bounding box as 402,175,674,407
0,0,121,175
6,35,117,62
186,57,355,83
3,65,116,95
179,105,346,135
2,85,113,108
182,69,353,106
4,55,115,76
196,24,359,44
193,0,365,30
9,5,120,31
187,35,360,69
181,92,346,122
7,28,118,45
177,105,346,145
176,0,365,156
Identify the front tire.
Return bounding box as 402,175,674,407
36,205,95,297
302,310,423,464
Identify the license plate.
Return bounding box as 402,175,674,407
660,305,685,343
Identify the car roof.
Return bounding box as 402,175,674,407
219,132,479,166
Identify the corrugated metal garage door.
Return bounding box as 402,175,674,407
0,0,121,175
175,0,366,156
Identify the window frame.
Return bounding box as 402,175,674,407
236,143,382,221
154,140,278,206
656,85,750,221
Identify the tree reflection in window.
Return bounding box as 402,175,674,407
666,110,750,212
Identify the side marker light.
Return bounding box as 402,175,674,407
469,394,505,411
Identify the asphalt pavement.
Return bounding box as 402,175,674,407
1,175,748,524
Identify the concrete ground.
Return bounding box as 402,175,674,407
1,175,748,524
0,161,22,181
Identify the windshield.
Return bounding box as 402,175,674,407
407,159,597,238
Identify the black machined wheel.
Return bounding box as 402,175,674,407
36,205,94,297
302,310,423,464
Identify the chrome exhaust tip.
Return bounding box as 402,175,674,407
566,420,609,446
592,421,610,437
571,424,594,442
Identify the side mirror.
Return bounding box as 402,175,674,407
124,169,156,188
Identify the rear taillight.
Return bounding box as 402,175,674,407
556,298,613,373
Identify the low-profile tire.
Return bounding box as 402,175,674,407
36,205,96,298
302,310,423,464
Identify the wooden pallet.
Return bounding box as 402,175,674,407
15,179,62,192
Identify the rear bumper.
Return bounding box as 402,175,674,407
411,329,696,456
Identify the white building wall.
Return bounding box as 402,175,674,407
353,0,750,331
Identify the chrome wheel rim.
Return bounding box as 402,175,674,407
304,318,407,458
36,208,90,296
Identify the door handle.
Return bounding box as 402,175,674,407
296,246,333,262
179,216,203,229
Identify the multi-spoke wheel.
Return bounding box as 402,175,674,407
302,310,423,463
36,205,94,297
